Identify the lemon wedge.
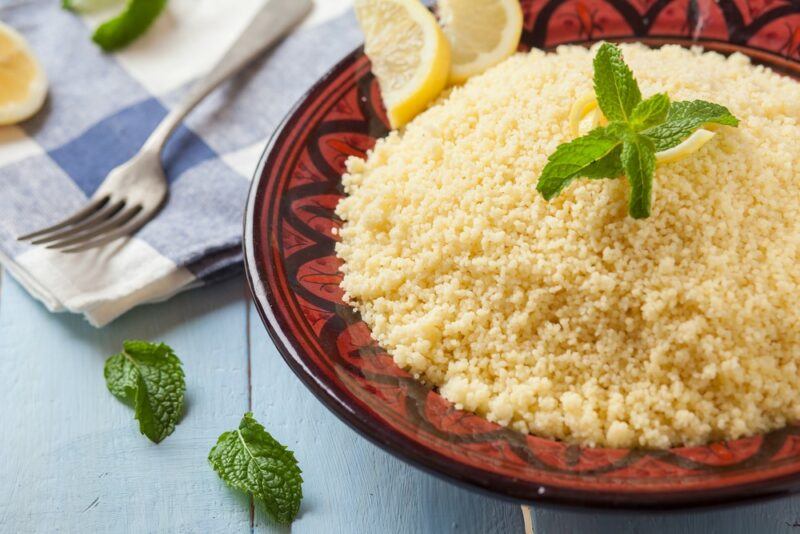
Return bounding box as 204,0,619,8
438,0,523,83
569,93,602,137
0,21,47,126
654,129,716,164
354,0,450,129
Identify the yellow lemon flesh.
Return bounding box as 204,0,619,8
354,0,450,129
0,21,47,126
569,93,602,137
654,128,716,164
438,0,523,84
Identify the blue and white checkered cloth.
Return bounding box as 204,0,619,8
0,0,359,326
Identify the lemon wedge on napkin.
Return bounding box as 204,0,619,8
354,0,450,129
438,0,523,83
0,21,47,126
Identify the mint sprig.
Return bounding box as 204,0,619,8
630,93,669,130
209,413,303,525
537,126,622,200
621,134,656,218
643,100,739,151
104,340,185,443
593,43,641,122
91,0,168,52
537,43,739,218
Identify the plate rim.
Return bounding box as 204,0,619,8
243,41,800,510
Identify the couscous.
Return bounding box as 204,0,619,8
335,44,800,448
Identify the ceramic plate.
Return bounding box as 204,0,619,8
244,0,800,508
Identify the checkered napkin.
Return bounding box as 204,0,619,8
0,0,359,326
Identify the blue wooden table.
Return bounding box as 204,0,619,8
1,269,799,533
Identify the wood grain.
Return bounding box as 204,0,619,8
246,298,524,533
530,497,800,533
0,272,252,533
0,271,523,533
2,268,798,532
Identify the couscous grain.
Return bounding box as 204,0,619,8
334,43,800,448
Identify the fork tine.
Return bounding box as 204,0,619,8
17,196,110,241
46,205,142,250
61,211,150,253
30,200,125,245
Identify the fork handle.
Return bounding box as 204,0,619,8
142,0,313,154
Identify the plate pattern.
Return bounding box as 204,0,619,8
245,0,800,506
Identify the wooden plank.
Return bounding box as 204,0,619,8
530,496,800,533
0,272,252,533
247,301,525,533
2,265,798,533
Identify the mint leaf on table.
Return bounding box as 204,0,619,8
593,42,642,122
209,413,303,525
642,100,739,151
621,134,656,219
92,0,168,52
537,42,739,218
104,340,185,443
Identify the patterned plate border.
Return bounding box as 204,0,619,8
244,0,800,508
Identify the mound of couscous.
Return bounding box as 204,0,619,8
334,43,800,448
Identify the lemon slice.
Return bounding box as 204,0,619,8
438,0,523,83
354,0,450,129
655,129,716,164
569,93,602,137
0,21,47,126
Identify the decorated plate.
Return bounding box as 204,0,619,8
244,0,800,508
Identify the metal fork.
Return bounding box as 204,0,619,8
18,0,312,253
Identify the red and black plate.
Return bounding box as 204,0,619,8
244,0,800,509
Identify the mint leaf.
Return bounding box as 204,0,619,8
62,0,122,12
538,43,738,219
582,145,624,178
665,100,739,126
631,93,670,131
537,127,623,199
104,340,185,443
643,100,739,151
92,0,168,52
209,413,303,525
621,135,656,218
593,43,641,122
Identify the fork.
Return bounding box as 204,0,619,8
18,0,312,253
